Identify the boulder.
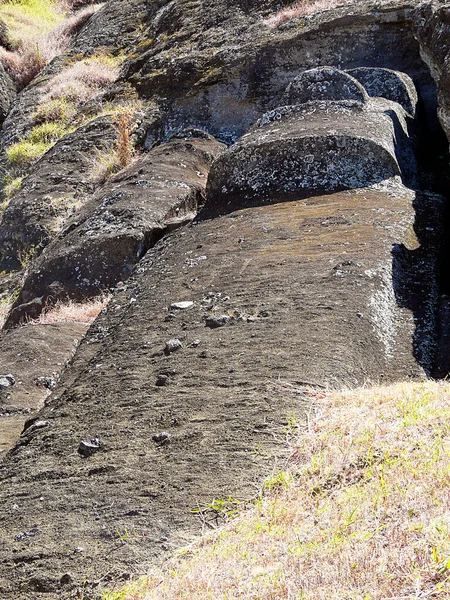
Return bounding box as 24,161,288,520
347,67,418,116
283,66,368,105
205,98,415,214
4,131,225,327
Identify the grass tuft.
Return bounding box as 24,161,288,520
264,0,352,28
34,295,110,325
6,140,50,165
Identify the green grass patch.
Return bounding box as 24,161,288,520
6,140,50,165
0,0,65,47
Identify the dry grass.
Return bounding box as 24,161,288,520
0,1,98,89
41,54,121,103
264,0,352,28
34,296,110,325
90,108,137,184
0,297,13,329
115,112,133,168
109,380,450,600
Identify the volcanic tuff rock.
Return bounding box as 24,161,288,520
0,63,15,127
205,97,416,211
0,0,449,597
0,322,87,453
0,118,116,271
283,66,369,104
5,132,225,327
346,66,419,116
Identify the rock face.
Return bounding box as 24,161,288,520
414,0,450,144
0,118,116,270
347,67,418,116
0,64,15,127
0,0,449,597
0,323,87,453
5,132,225,327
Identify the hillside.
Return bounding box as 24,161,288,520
0,0,450,598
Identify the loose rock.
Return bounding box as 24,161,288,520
78,438,101,458
205,315,232,328
35,377,57,390
0,375,15,390
152,432,171,445
165,339,183,354
170,301,194,310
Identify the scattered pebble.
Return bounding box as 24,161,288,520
78,438,101,458
15,527,40,542
155,374,169,387
35,376,56,390
152,432,171,445
170,301,194,310
165,339,183,354
0,374,15,390
205,315,232,329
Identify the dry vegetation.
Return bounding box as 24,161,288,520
0,296,13,328
0,0,98,89
106,380,450,600
264,0,352,28
90,109,136,184
33,296,110,325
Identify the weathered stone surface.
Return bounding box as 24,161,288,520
0,177,441,596
283,66,368,105
205,99,415,213
4,132,225,327
414,0,450,145
0,64,15,127
127,0,436,145
0,322,87,454
0,117,115,270
347,66,418,116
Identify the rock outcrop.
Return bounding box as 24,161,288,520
0,64,15,127
0,323,87,453
5,131,225,327
0,0,449,597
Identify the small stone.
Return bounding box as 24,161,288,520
74,547,84,553
78,438,101,458
205,315,231,329
152,432,170,445
164,313,176,322
60,573,73,586
35,376,56,390
0,374,15,389
155,374,169,387
165,339,183,354
15,527,40,542
170,301,194,310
